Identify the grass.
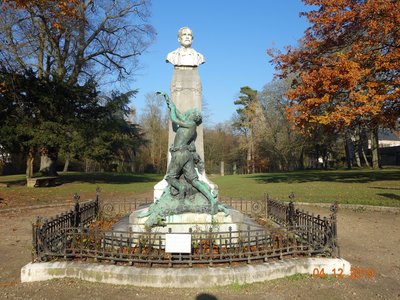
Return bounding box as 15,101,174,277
0,172,163,208
0,168,399,207
212,168,400,207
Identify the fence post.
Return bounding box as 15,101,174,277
73,193,80,227
32,216,41,262
95,187,101,218
330,202,340,257
288,192,295,227
288,201,295,227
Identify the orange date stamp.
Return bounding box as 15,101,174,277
312,267,375,279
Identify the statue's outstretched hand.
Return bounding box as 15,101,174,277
166,97,171,109
156,91,172,109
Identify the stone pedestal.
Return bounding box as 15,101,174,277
153,169,217,201
152,30,213,206
114,205,264,247
153,66,213,202
130,207,262,233
168,66,204,163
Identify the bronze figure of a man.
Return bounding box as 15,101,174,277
159,92,217,211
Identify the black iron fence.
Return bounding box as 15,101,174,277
32,193,100,261
32,192,340,265
220,197,266,217
36,225,330,267
265,195,339,257
100,198,152,217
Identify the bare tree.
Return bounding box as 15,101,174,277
204,122,241,174
0,0,156,175
1,0,155,84
139,93,168,173
258,79,306,171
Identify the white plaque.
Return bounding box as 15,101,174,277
165,234,192,253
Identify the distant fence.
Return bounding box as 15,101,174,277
32,192,340,266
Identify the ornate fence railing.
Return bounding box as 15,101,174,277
32,192,340,265
265,195,339,257
32,193,100,261
34,225,330,266
220,197,266,218
265,195,289,225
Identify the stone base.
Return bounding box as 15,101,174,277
111,206,265,246
153,170,217,202
21,258,351,287
153,179,168,202
130,205,262,230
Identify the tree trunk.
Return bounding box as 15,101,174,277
323,155,329,169
249,128,255,174
40,155,54,175
63,153,70,172
39,148,58,176
361,147,370,168
251,150,255,174
344,132,353,169
246,145,251,174
370,127,381,169
299,150,304,170
26,149,34,178
354,146,361,167
360,127,370,167
354,135,362,168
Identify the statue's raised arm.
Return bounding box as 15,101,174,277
157,92,191,125
156,91,173,110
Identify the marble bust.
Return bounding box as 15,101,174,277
166,27,205,67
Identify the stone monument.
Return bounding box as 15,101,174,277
126,27,261,233
128,93,260,233
166,26,205,163
153,27,215,201
134,93,229,228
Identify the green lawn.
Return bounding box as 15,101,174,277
0,172,163,207
0,168,399,207
213,168,400,207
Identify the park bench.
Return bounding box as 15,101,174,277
26,176,58,188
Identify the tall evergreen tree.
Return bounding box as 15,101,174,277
234,86,260,174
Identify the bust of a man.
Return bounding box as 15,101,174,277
166,27,205,67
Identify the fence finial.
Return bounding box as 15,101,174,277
330,201,338,214
73,193,80,203
96,186,101,195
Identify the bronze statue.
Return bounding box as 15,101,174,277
162,92,217,211
138,93,229,228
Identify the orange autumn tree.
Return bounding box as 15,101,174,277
269,0,400,169
2,0,79,26
3,0,78,11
